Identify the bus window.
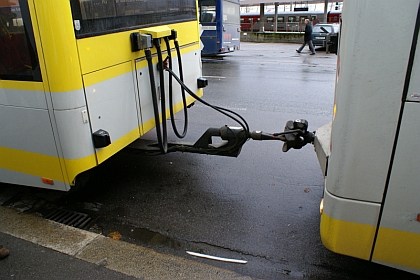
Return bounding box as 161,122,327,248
277,16,284,23
70,0,197,38
222,0,239,24
0,0,41,81
199,0,216,22
201,12,215,22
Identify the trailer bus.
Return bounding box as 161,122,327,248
314,0,420,275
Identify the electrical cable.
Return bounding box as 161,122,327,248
163,66,250,155
164,66,249,136
154,38,168,153
164,36,188,138
146,32,251,155
145,46,167,154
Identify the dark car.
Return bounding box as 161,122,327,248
312,23,340,47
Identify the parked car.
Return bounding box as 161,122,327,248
312,23,340,47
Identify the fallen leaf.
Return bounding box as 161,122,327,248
107,231,122,240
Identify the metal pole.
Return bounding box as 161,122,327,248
260,3,265,32
274,2,279,32
324,0,328,23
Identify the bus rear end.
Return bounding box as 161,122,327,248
0,0,203,191
315,0,420,275
199,0,240,55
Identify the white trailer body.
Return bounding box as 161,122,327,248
315,0,420,275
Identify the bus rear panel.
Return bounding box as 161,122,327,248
0,0,203,191
199,0,240,56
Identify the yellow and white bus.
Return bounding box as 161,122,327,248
0,0,203,191
315,0,420,275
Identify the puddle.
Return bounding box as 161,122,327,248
101,224,185,251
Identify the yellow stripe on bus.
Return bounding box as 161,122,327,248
35,0,83,93
320,212,376,260
77,21,200,77
0,146,98,185
95,127,141,164
80,42,201,87
141,94,202,134
0,146,65,182
83,61,133,88
0,80,44,91
373,227,420,271
63,155,97,185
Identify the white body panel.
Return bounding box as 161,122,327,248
0,86,47,109
84,64,141,150
326,1,418,203
0,106,58,155
136,49,201,128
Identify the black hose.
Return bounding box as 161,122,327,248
164,66,250,136
149,33,250,155
164,37,188,138
154,38,168,153
146,46,167,154
164,66,250,155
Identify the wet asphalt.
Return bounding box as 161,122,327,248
1,42,418,280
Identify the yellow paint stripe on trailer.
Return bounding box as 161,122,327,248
320,212,376,261
373,227,420,272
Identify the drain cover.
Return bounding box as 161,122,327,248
45,209,92,229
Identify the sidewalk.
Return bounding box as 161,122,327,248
0,206,252,279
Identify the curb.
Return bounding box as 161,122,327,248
0,206,252,279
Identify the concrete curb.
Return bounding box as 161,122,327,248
0,206,252,279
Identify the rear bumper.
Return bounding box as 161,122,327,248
314,121,331,176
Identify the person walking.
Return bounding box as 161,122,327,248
296,18,316,55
